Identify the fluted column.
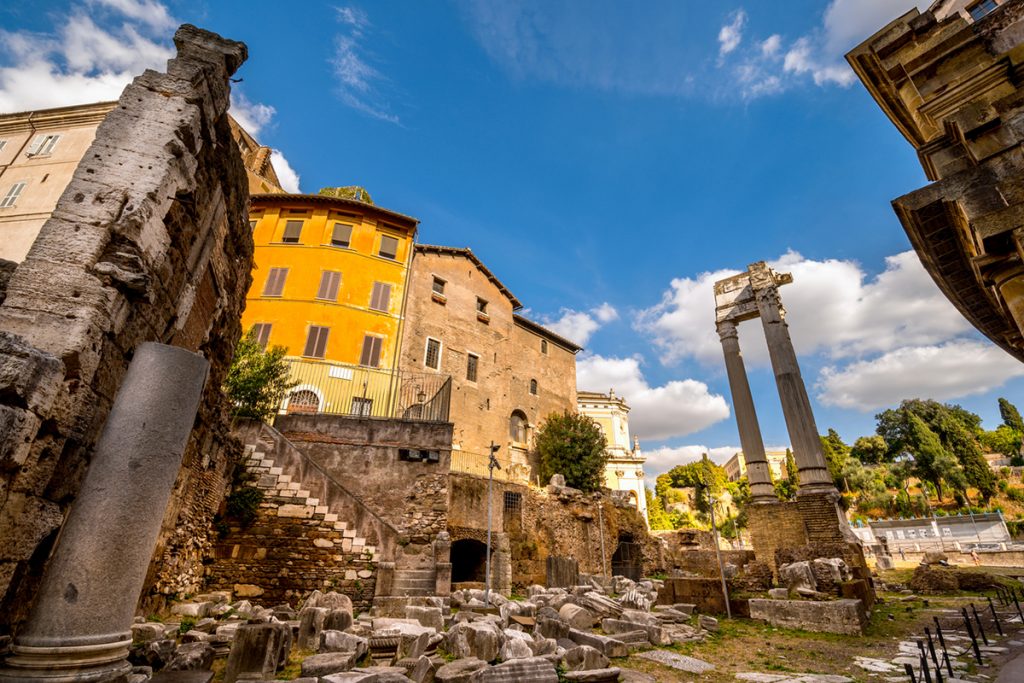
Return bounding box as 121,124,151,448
750,267,834,493
0,343,209,682
717,320,775,502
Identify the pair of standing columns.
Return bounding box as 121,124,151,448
716,273,834,502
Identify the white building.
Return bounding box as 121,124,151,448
578,389,648,525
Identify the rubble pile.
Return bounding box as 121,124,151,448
128,576,713,682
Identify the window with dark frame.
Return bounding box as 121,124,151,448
509,411,527,442
351,396,373,417
262,267,288,296
467,353,479,382
476,297,488,314
541,339,548,354
0,181,26,208
303,325,330,358
282,220,303,243
425,338,441,370
28,134,60,156
250,323,272,349
379,234,399,259
360,335,383,367
432,276,446,296
331,222,353,247
369,282,392,312
969,0,999,21
503,491,522,515
530,379,538,395
316,271,342,301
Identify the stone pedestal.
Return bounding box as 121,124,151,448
716,321,774,502
0,343,209,682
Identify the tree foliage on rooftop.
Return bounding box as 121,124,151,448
536,411,608,492
318,185,374,205
223,329,295,420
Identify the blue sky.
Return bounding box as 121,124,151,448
3,0,1022,476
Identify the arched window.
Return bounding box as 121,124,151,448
287,389,320,414
529,379,538,395
509,410,528,443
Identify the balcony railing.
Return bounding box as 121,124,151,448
281,358,451,423
450,449,534,485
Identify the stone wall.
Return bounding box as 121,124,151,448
749,598,867,635
0,25,253,633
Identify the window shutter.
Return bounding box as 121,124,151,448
282,220,303,243
361,335,380,367
304,326,329,358
263,268,287,296
27,135,45,155
370,282,391,311
332,223,352,247
369,336,382,366
0,182,26,208
253,323,272,348
314,327,329,357
379,235,399,259
40,135,60,155
318,271,340,300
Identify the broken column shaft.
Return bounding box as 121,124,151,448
0,343,208,682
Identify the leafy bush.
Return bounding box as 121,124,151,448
223,329,295,420
536,411,608,492
225,487,264,526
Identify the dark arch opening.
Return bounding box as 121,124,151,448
611,532,642,581
451,539,489,584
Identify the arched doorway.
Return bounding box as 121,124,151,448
611,532,642,581
287,389,320,414
451,539,488,585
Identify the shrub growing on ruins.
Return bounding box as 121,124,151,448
223,329,295,420
535,411,608,492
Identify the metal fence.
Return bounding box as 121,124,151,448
281,358,451,423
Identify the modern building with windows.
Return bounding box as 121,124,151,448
577,390,648,524
0,101,284,263
400,244,580,478
240,189,439,419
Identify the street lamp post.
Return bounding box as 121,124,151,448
708,491,732,619
484,442,501,606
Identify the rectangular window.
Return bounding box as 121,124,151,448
378,234,399,260
251,323,272,349
0,140,7,152
969,0,999,21
351,396,373,417
303,325,330,358
476,298,488,314
432,276,446,296
282,220,303,243
369,282,392,312
331,222,353,247
467,353,479,382
541,339,548,354
359,335,383,367
0,182,26,208
317,271,342,301
27,134,60,156
424,337,441,370
262,267,288,296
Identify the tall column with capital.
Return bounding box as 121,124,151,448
717,320,775,502
749,264,835,492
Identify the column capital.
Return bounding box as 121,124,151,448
716,320,739,340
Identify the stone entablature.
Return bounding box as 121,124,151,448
848,0,1024,362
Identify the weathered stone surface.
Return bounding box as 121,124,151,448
698,615,719,632
469,656,558,682
223,623,290,683
562,645,609,671
298,606,329,650
558,604,595,630
435,657,488,683
566,630,627,659
779,562,817,593
166,642,214,671
748,598,866,636
301,652,360,677
562,670,621,683
446,622,501,663
635,649,714,673
321,631,368,658
498,637,532,662
407,606,444,631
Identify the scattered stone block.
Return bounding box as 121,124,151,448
698,615,719,632
562,669,621,682
166,642,214,671
470,656,558,682
562,645,609,671
748,599,866,636
435,657,488,682
567,629,627,658
150,672,215,683
778,562,816,594
321,630,368,658
301,651,360,677
558,604,595,630
769,588,789,599
407,605,444,631
298,606,329,650
635,649,714,673
223,623,290,683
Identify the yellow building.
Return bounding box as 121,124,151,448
577,390,648,525
723,449,791,483
242,188,437,419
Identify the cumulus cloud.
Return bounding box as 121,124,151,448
719,0,930,98
230,93,276,136
637,250,970,367
577,354,730,441
270,149,302,193
718,10,747,57
544,303,619,346
331,6,400,124
643,445,741,478
89,0,176,31
818,341,1024,411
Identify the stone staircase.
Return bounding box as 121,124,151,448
390,568,437,597
242,444,379,564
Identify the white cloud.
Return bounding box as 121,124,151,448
718,10,747,57
230,93,276,136
270,149,301,193
544,303,619,347
637,250,970,367
818,341,1024,411
90,0,177,31
577,354,730,441
643,445,740,478
719,0,931,98
331,6,400,124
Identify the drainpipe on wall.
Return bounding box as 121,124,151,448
387,232,415,417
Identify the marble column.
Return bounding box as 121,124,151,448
0,343,209,682
750,267,835,493
717,321,775,502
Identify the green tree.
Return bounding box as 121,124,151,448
851,435,889,464
223,330,295,420
645,488,673,530
536,411,608,492
820,428,851,490
663,456,727,514
775,448,799,501
905,413,961,502
981,426,1022,457
999,397,1024,433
